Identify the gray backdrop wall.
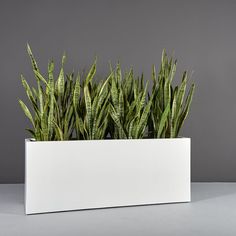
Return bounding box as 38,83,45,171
0,0,236,183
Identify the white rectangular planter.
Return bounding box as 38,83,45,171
25,138,191,214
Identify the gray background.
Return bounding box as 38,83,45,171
0,0,235,183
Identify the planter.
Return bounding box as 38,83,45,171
25,138,191,214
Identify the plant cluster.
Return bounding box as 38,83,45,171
19,45,195,141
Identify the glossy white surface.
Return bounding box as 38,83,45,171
25,138,191,214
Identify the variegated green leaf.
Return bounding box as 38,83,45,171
27,44,39,72
157,103,170,138
176,84,195,135
19,100,35,128
73,74,80,110
109,104,127,139
53,121,64,141
84,58,97,86
84,86,92,139
48,61,55,138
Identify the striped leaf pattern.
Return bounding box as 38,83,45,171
20,46,195,141
148,50,195,138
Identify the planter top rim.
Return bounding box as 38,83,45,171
25,137,190,143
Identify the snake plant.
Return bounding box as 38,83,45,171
20,46,195,141
73,59,111,140
19,45,76,141
148,50,195,138
109,63,152,139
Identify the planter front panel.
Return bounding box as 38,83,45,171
25,138,190,214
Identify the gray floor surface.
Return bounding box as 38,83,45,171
0,183,236,236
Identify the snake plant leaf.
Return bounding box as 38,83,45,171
34,123,42,141
131,119,139,138
99,116,109,139
136,99,152,138
48,61,55,138
74,115,80,139
33,72,49,118
91,96,99,139
54,79,58,98
64,104,74,140
152,65,157,90
133,79,138,100
137,82,148,115
177,83,195,135
150,113,157,138
109,104,127,139
33,70,49,87
168,57,172,73
27,45,44,116
41,106,48,141
32,87,38,98
98,82,109,109
27,44,39,72
164,79,171,108
125,68,133,98
176,72,187,114
21,76,35,103
157,103,170,138
140,73,144,91
57,53,66,99
127,93,143,120
83,116,89,137
73,74,80,110
108,61,113,74
19,100,35,128
53,97,61,125
84,58,97,86
161,49,167,72
57,65,65,98
170,88,178,138
95,90,109,135
128,118,136,139
78,116,85,137
97,117,107,139
96,95,109,130
169,60,177,83
84,86,92,139
25,128,36,138
99,72,112,96
116,62,122,86
38,83,44,115
157,78,164,111
53,121,64,141
62,52,66,66
119,88,124,120
111,74,119,112
91,93,99,117
21,76,39,117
